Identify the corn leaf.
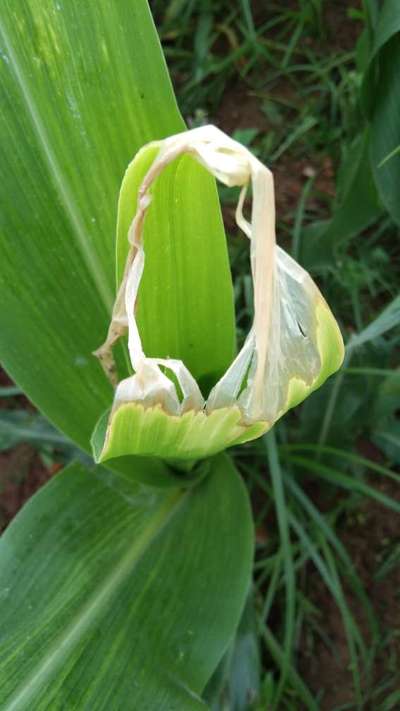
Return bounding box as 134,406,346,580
362,0,400,226
0,0,235,452
0,455,253,709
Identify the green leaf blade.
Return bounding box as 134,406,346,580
117,145,236,390
0,455,253,709
0,0,235,451
362,2,400,226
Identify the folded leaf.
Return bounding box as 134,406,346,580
95,126,344,463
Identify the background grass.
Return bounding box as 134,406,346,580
1,1,399,709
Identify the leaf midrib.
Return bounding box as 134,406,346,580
3,487,184,711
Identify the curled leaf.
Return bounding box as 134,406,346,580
94,126,344,463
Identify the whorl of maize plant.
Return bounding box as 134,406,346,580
93,126,344,464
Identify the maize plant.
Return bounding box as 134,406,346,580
0,1,343,708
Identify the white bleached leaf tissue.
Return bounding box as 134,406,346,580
93,126,344,463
